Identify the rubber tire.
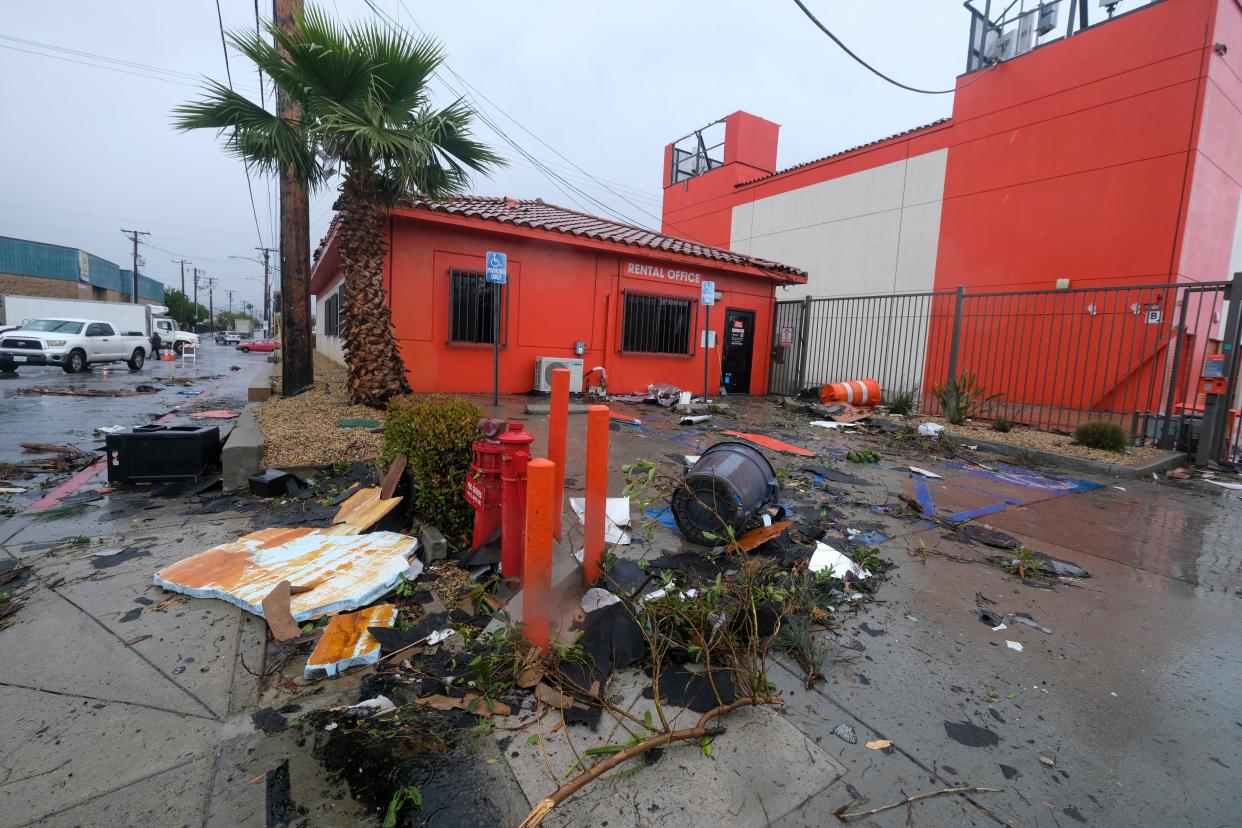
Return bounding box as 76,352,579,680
239,346,250,353
0,360,16,374
173,340,184,355
65,349,86,374
127,349,145,371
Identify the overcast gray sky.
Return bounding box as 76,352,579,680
1,1,972,311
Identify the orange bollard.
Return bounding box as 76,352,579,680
523,458,555,652
582,405,609,585
548,367,570,540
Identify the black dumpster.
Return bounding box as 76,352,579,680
670,441,778,546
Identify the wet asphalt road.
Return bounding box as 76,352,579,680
0,342,265,505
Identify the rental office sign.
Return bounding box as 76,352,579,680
625,261,703,286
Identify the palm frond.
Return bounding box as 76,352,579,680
172,80,317,180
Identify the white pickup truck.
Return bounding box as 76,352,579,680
0,318,151,373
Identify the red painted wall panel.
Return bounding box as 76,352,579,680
382,219,779,396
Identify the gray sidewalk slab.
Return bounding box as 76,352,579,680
496,669,846,827
0,683,221,825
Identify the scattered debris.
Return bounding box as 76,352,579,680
190,409,239,419
305,604,398,678
15,386,155,397
721,430,816,456
809,541,871,579
416,693,511,716
1008,612,1053,634
581,587,621,612
153,528,421,621
260,581,302,642
248,469,303,497
1166,467,1192,480
732,520,793,552
1205,478,1242,491
425,628,456,646
679,414,712,425
831,723,858,744
1006,640,1023,652
808,420,857,430
93,425,125,436
672,442,778,545
251,707,290,735
328,486,402,534
379,453,407,500
909,466,942,479
344,695,396,718
865,739,893,750
835,785,1003,822
569,496,631,544
1039,751,1057,767
917,422,945,438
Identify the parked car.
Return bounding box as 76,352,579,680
0,318,150,373
215,331,242,345
237,338,278,353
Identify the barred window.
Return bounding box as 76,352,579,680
622,292,693,355
324,293,340,337
450,270,502,344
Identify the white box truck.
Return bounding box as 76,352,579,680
1,295,199,354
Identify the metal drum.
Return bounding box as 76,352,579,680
671,441,778,546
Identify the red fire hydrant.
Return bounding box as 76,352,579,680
499,421,535,579
464,420,506,551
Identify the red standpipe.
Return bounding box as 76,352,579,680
498,421,534,580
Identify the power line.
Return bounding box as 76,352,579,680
366,0,651,227
211,0,267,253
0,34,260,93
790,0,958,95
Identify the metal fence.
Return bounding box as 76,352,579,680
770,276,1241,461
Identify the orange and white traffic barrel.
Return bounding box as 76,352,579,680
820,377,881,406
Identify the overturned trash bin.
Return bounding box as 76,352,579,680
671,441,778,546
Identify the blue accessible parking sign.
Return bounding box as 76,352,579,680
486,251,507,284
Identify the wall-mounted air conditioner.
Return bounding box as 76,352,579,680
534,357,584,393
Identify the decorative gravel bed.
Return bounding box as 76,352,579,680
912,415,1168,466
254,355,386,468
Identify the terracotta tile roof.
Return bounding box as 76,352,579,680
404,195,806,281
737,118,952,186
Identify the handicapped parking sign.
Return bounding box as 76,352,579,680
486,251,507,284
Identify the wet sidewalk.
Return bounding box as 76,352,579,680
0,389,1238,826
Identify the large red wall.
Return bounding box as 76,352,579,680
381,216,781,396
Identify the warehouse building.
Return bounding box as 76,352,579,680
660,0,1242,440
310,196,805,395
0,236,164,324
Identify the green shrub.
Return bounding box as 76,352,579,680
992,417,1014,433
847,448,880,463
886,388,918,416
1073,421,1127,453
931,371,1001,425
383,394,483,547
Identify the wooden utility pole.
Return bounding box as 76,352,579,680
207,277,217,335
255,246,276,333
171,259,191,325
274,0,313,395
193,268,201,331
120,229,150,304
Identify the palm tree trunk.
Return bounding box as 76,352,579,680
336,175,412,406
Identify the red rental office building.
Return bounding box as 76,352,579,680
310,196,806,395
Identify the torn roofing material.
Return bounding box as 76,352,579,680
305,603,398,678
153,528,421,621
325,486,403,534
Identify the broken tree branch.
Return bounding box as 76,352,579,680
834,785,1003,822
517,697,782,828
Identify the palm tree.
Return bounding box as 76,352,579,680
174,7,502,405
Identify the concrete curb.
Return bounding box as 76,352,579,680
222,407,265,491
869,418,1186,479
247,362,274,402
